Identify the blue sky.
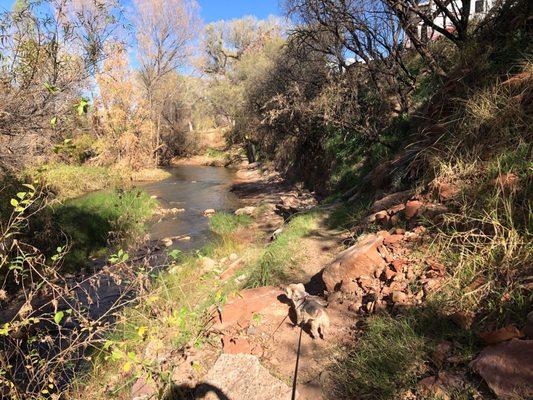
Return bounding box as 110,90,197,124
0,0,282,21
199,0,281,22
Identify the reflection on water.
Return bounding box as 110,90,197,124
139,165,241,252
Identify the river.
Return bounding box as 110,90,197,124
140,165,242,252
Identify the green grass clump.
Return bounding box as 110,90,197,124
51,189,156,267
29,163,126,200
245,212,319,287
209,212,252,236
205,148,226,159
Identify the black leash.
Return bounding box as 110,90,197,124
291,325,303,400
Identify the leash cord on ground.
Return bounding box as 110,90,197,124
291,325,303,400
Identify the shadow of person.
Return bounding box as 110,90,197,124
164,382,230,400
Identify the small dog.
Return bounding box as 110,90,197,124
284,283,330,339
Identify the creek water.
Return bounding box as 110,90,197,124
140,165,242,251
0,166,245,394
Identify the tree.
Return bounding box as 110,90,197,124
286,0,417,112
132,0,200,163
0,0,124,171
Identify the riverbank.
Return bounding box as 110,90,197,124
71,148,531,400
72,160,341,400
25,163,172,201
170,146,248,168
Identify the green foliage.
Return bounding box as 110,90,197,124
28,164,127,200
334,308,478,400
205,148,226,159
245,212,319,287
49,189,155,268
208,212,252,236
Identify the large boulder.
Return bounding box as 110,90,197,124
197,354,296,400
214,286,285,330
322,233,387,293
470,339,533,399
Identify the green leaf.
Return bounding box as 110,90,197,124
50,116,57,127
54,311,64,325
10,199,19,207
44,82,59,94
76,98,89,115
103,340,114,350
168,249,182,260
110,349,123,361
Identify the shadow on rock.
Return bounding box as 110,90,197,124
164,382,230,400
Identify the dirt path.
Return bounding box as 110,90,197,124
201,164,357,399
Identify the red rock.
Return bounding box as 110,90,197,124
404,232,419,242
471,339,533,399
322,234,387,293
422,278,442,293
501,71,532,88
358,276,379,291
430,179,460,201
220,259,244,281
478,325,525,345
201,354,295,400
451,311,475,330
405,200,423,219
390,214,400,226
392,291,407,303
465,276,485,292
348,301,362,312
131,374,157,400
371,190,413,213
216,286,285,330
391,259,406,273
377,245,392,261
383,234,404,246
432,341,454,367
413,226,427,235
384,267,396,280
420,203,449,220
381,286,391,296
493,173,520,193
417,372,463,400
389,281,408,292
222,337,252,354
427,259,446,276
374,210,389,221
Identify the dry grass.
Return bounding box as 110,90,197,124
130,168,172,182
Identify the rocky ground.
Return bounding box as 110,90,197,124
130,161,532,400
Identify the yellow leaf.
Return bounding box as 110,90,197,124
123,362,132,372
137,326,148,337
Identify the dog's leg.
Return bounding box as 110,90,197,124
295,307,303,326
310,320,320,339
319,322,326,339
